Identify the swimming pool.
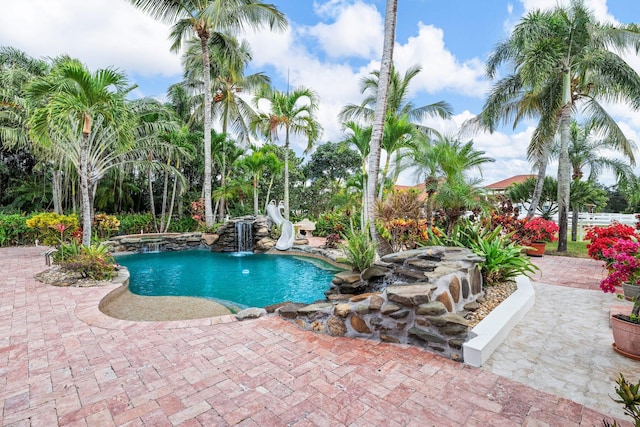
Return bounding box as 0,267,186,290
116,250,342,309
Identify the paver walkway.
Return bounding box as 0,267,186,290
0,246,633,426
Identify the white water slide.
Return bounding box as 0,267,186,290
266,201,294,250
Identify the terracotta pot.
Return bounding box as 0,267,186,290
623,283,640,302
526,241,546,257
611,315,640,360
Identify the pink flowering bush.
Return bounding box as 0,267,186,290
600,239,640,293
512,217,559,245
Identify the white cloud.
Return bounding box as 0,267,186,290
306,1,382,59
520,0,617,23
394,23,489,97
0,0,181,77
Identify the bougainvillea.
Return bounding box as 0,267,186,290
600,239,640,293
585,223,637,262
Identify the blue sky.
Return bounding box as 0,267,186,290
2,0,640,187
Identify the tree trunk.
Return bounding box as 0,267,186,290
284,127,290,220
148,169,158,233
556,70,572,252
51,169,63,215
253,175,259,216
264,176,275,214
527,142,550,219
367,0,397,245
165,175,178,233
571,202,578,241
79,135,92,246
160,170,169,232
378,154,391,200
201,36,214,229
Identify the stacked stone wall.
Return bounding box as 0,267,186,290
277,247,484,361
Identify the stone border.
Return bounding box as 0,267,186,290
463,275,535,367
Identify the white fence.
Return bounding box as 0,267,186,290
550,213,638,240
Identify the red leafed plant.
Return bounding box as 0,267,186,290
515,217,559,245
585,223,637,262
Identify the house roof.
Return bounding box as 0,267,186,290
485,174,536,191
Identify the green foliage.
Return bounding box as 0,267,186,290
340,227,376,273
434,220,538,285
58,243,115,281
167,216,199,233
93,213,120,239
0,213,33,246
602,373,640,427
116,213,155,235
315,211,357,237
25,212,78,246
52,240,82,263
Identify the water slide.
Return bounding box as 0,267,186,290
266,201,294,250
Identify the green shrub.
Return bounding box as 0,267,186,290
93,213,120,239
602,373,640,427
167,216,199,233
0,214,33,246
52,240,82,263
340,227,376,272
315,211,359,237
25,212,79,246
432,219,538,285
116,213,154,235
58,243,115,281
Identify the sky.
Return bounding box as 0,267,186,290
2,0,640,188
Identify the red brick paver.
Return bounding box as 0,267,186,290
529,254,606,291
0,247,630,426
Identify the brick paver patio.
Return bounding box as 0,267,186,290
0,246,631,426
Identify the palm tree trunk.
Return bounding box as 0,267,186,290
378,155,391,200
52,169,63,215
265,176,275,214
571,202,578,241
160,170,169,232
556,70,572,252
527,145,550,219
284,127,290,220
368,0,397,245
200,36,214,229
165,175,178,233
79,135,92,246
253,175,259,216
148,169,158,233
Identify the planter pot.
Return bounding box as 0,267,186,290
623,283,640,302
526,242,546,257
611,315,640,360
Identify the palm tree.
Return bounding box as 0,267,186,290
251,86,322,220
129,0,287,228
412,136,494,230
477,0,640,251
27,58,135,245
379,113,415,199
239,145,278,215
341,121,371,230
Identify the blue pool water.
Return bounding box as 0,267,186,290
116,250,341,309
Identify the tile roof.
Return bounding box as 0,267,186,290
485,174,536,190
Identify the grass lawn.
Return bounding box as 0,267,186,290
545,240,589,258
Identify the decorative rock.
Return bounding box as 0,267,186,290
310,320,325,332
449,276,461,303
235,308,267,320
278,303,305,319
334,303,351,318
297,302,334,315
327,316,346,336
361,265,391,281
461,277,470,299
416,301,447,316
380,334,401,344
327,294,353,301
388,310,410,319
202,234,219,246
406,259,439,271
264,302,290,313
349,292,380,303
334,271,362,284
386,283,436,307
369,295,384,311
255,237,276,251
436,292,454,312
471,266,483,294
463,301,481,311
448,338,465,350
381,247,446,264
350,315,371,334
394,267,428,281
381,303,402,314
338,281,366,294
408,326,446,344
355,304,371,315
427,313,468,328
295,319,306,328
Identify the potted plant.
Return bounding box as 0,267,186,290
517,217,559,257
601,239,640,359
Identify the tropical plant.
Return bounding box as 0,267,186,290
251,85,322,219
476,0,640,252
129,0,287,228
516,217,559,246
340,226,376,273
58,243,115,281
25,212,78,246
585,223,637,263
602,373,640,427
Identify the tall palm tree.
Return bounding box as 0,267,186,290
239,145,278,215
27,58,135,245
366,0,398,247
129,0,287,228
379,113,415,199
477,0,640,251
251,86,322,220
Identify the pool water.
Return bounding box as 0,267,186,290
116,250,342,309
